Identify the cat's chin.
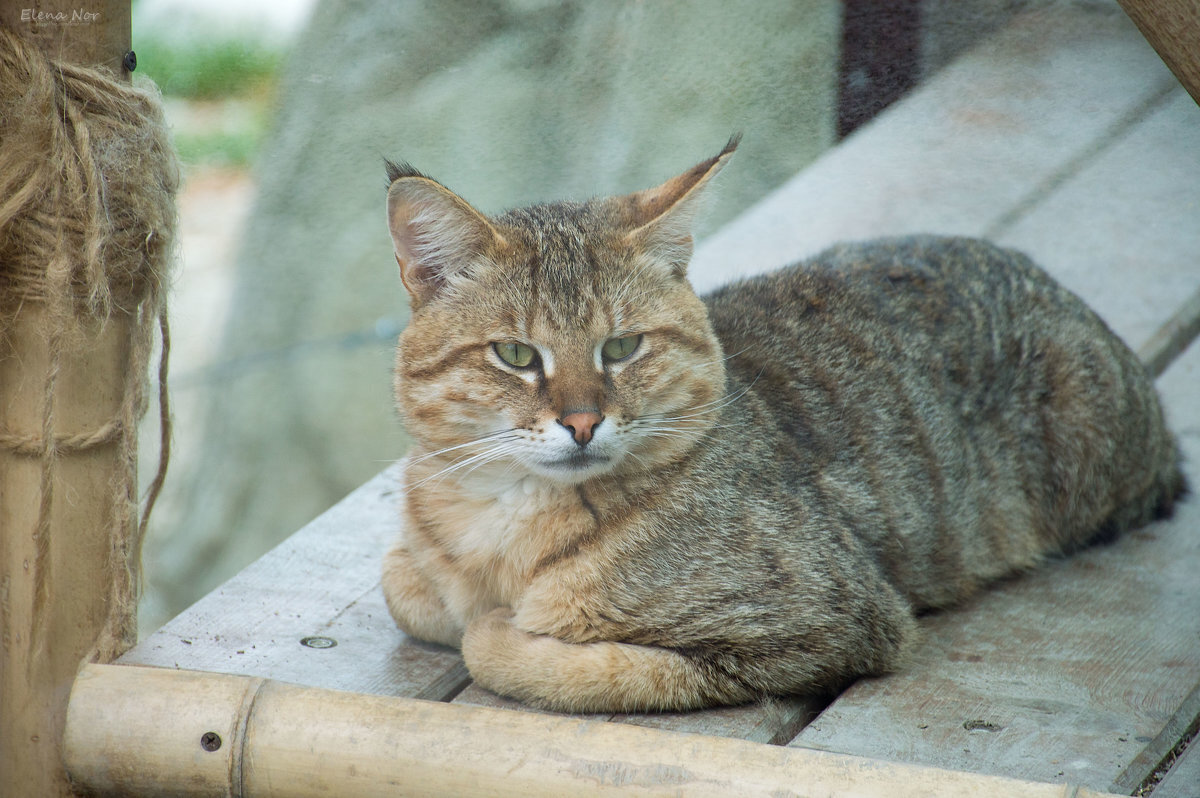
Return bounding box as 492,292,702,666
528,451,619,485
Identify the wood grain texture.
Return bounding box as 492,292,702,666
789,342,1200,791
1117,0,1200,106
1139,283,1200,380
1112,683,1200,794
690,1,1178,297
115,0,1200,767
1,312,133,798
994,89,1200,354
1154,734,1200,798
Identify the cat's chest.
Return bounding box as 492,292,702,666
421,476,592,605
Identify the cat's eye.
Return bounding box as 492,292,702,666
494,341,537,368
602,334,642,362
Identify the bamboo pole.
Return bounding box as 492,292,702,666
0,4,135,796
65,663,1122,798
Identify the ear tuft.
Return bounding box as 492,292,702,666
384,158,431,185
622,135,740,276
386,166,501,306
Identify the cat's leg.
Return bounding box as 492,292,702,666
461,608,756,712
381,543,463,648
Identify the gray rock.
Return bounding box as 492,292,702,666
145,0,846,623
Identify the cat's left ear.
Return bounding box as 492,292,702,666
620,134,740,277
385,160,504,307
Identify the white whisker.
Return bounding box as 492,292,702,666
404,438,526,494
407,429,521,466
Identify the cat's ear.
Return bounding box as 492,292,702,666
385,160,504,305
620,134,739,276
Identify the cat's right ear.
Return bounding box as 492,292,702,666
385,160,504,306
619,134,739,278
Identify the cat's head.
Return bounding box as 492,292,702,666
387,137,738,486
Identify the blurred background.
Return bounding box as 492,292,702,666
134,0,1026,634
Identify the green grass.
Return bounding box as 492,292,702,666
134,32,284,168
172,124,265,169
135,36,284,100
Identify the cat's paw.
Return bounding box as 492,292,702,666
461,608,724,713
462,607,524,668
462,608,561,704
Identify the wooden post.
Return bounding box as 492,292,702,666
1117,0,1200,106
0,3,136,796
0,1,131,75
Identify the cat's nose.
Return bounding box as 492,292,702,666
558,410,603,447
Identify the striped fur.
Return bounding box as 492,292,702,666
381,143,1185,712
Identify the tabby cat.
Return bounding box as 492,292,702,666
380,137,1184,713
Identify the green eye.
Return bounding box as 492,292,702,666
602,334,642,362
494,341,537,368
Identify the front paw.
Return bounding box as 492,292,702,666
462,607,522,670
461,608,553,701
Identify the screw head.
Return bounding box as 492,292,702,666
200,732,222,752
122,50,137,72
300,636,337,649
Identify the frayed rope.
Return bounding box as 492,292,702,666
0,28,177,665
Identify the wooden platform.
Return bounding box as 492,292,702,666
120,3,1200,795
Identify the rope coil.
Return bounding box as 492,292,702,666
0,28,177,663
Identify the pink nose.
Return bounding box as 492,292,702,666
559,411,603,446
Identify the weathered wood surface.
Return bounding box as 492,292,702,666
690,1,1190,350
993,88,1200,354
121,468,468,701
1111,684,1200,796
761,6,1200,787
790,343,1200,792
1117,0,1200,106
1154,732,1200,798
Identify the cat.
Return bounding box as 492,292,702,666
380,136,1185,713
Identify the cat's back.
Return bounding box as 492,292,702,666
703,235,1183,607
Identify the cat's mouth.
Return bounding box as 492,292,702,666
552,451,610,469
535,449,614,481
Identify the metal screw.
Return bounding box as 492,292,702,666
300,636,337,649
200,732,222,752
122,51,137,72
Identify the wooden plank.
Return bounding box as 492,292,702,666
689,1,1177,296
1112,683,1200,794
125,448,815,741
1117,0,1200,106
1154,733,1200,798
994,89,1200,354
120,465,468,700
788,342,1200,791
1139,284,1200,380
